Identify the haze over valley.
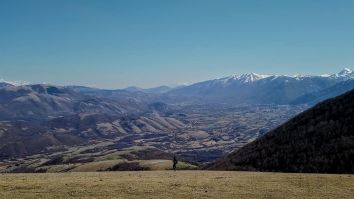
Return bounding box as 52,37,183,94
1,68,353,172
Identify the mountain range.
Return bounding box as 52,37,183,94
2,68,354,106
166,68,354,105
60,68,354,106
0,84,146,121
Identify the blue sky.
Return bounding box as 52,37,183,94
1,0,354,88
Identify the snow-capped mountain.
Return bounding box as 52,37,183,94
2,68,353,106
0,78,30,86
167,68,354,105
329,68,354,80
218,73,270,85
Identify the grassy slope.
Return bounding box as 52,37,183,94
1,171,353,199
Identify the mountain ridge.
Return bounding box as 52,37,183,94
166,68,354,105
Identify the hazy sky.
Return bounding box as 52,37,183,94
1,0,354,88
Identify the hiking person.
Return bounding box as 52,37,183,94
173,155,178,171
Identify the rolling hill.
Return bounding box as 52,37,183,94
0,84,144,120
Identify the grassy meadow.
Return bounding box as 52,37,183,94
0,171,353,199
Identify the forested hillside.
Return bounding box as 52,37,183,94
207,89,354,173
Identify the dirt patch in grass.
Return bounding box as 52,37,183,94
106,162,150,171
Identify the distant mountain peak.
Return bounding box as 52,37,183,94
330,68,354,80
0,78,30,86
227,72,269,83
339,68,353,75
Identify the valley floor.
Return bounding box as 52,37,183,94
1,171,354,199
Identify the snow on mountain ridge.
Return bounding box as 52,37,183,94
0,78,30,86
232,73,270,83
216,68,354,84
329,68,354,80
337,68,353,76
340,68,352,74
218,73,270,85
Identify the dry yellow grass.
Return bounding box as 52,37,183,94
0,171,353,199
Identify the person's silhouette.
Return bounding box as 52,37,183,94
173,156,178,171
